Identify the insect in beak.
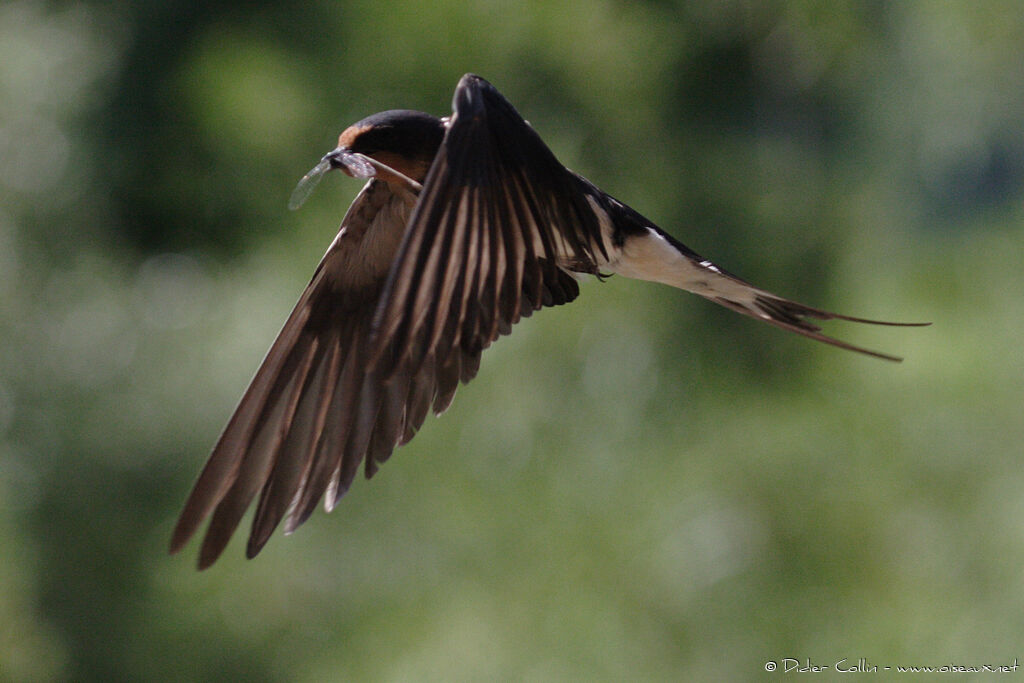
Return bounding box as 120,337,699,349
288,148,377,210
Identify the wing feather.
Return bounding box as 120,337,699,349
369,75,602,383
364,368,411,477
197,332,319,568
246,332,337,557
400,358,437,445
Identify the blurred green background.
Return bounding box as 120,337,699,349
2,0,1022,680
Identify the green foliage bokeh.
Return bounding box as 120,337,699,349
2,1,1023,680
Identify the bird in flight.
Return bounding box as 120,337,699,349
170,74,927,569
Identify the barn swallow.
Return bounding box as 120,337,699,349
170,73,927,569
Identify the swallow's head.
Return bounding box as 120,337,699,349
330,110,445,185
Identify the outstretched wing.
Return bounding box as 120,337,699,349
367,73,607,379
169,180,421,568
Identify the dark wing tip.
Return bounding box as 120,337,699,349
457,73,487,89
245,536,268,561
197,546,220,571
169,520,193,556
168,483,218,556
453,74,490,116
452,74,518,123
